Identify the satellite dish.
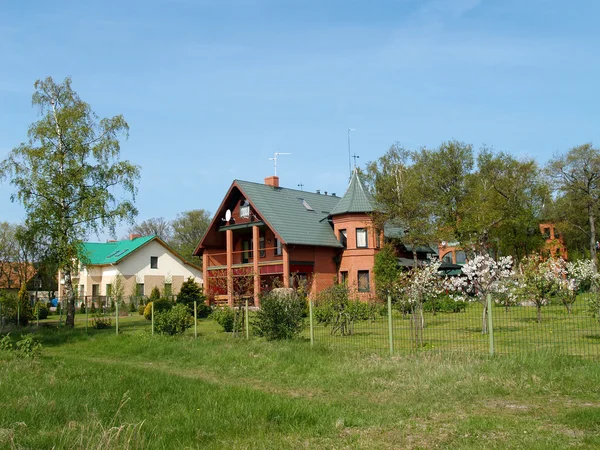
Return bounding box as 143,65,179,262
225,209,232,221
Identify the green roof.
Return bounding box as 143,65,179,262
80,235,156,265
236,180,343,248
329,170,377,216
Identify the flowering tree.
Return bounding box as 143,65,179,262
559,259,600,318
447,255,514,334
398,260,444,346
518,255,563,323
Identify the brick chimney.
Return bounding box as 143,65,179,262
264,176,279,188
129,233,141,240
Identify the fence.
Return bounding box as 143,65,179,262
1,294,599,358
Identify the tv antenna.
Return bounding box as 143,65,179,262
298,183,304,191
269,152,291,176
347,128,355,178
352,153,360,169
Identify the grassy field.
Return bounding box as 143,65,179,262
1,315,600,449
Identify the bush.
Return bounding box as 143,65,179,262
149,286,161,301
138,304,145,316
212,306,235,332
91,314,111,329
195,303,212,319
33,301,49,320
177,277,207,316
253,290,305,340
79,302,86,314
423,296,467,313
154,304,193,335
15,334,42,358
129,301,137,313
143,298,173,320
0,291,32,326
90,302,97,314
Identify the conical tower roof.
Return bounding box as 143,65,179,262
329,170,377,216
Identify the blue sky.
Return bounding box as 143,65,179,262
1,0,600,239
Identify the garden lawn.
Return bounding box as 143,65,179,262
1,317,600,448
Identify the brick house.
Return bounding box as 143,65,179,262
58,234,202,304
194,171,434,306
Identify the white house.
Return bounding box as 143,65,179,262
58,234,203,302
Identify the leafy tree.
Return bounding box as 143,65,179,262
252,289,305,340
170,209,211,265
547,144,600,267
128,217,172,241
373,244,400,301
0,77,140,327
518,255,562,323
366,144,436,266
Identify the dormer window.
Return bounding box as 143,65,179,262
240,200,250,218
298,198,314,211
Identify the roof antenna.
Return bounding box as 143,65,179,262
268,152,291,176
298,183,304,191
347,128,355,178
352,153,360,170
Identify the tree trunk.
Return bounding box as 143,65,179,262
481,302,488,334
63,266,76,327
589,203,597,271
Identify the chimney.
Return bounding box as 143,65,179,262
129,233,141,240
264,176,279,188
331,193,336,197
316,189,321,194
324,191,328,196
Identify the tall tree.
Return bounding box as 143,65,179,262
170,209,211,264
0,77,140,327
129,217,172,241
547,144,600,266
366,144,436,267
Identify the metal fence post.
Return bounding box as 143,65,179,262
37,304,40,327
245,299,249,340
116,301,119,336
0,303,3,333
387,294,394,356
309,298,314,346
17,301,20,330
151,302,154,336
194,300,198,339
487,293,494,356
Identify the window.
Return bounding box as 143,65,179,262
339,229,347,248
340,271,348,286
92,284,100,298
243,240,251,263
298,198,314,211
79,284,84,298
542,227,551,239
259,237,266,258
456,251,467,264
164,283,172,297
358,270,370,292
136,283,144,297
106,284,112,298
275,238,282,256
441,252,453,264
356,228,368,248
150,256,158,269
240,200,250,218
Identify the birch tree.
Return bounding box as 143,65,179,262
0,77,140,327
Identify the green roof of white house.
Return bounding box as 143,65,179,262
235,180,344,248
329,170,377,216
80,235,156,265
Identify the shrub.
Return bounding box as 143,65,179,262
0,291,32,326
138,304,145,316
33,301,49,320
129,301,136,313
149,286,161,301
90,302,97,314
253,290,305,340
17,284,32,326
91,314,112,329
177,277,207,316
143,298,173,320
79,302,86,314
212,306,235,332
0,333,13,351
423,296,467,313
154,304,193,335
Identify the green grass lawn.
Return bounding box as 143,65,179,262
2,315,600,449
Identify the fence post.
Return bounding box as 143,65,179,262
37,303,40,327
151,302,154,336
194,300,198,339
387,294,394,356
116,301,119,336
309,297,314,346
17,301,20,330
244,299,249,339
85,301,88,334
0,303,3,333
487,293,494,356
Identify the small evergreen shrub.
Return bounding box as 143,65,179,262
79,302,86,313
129,301,136,313
91,314,112,329
138,304,145,316
177,277,207,316
154,304,193,335
143,298,173,320
90,302,97,314
252,290,305,340
212,307,235,332
33,301,49,320
195,303,212,319
149,286,161,301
